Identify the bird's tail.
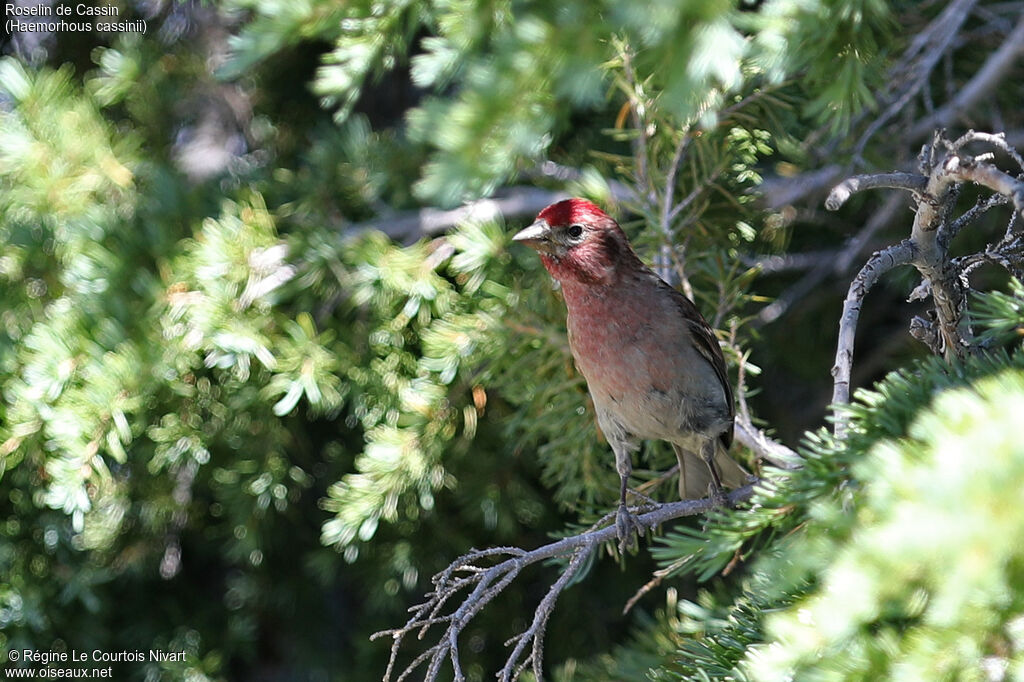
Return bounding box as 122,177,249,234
673,441,748,500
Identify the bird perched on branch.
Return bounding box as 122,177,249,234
513,198,747,548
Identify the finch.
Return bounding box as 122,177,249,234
513,198,747,545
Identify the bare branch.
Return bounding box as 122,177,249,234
942,191,1010,247
734,417,802,470
910,13,1024,139
949,130,1024,173
944,154,1024,216
825,173,928,211
348,187,571,243
831,240,917,434
374,485,757,682
500,547,589,680
906,148,1024,359
656,132,692,284
828,131,1024,437
852,0,979,157
725,321,802,469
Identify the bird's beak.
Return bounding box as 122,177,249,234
512,221,555,255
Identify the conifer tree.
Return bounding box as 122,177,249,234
2,1,1023,680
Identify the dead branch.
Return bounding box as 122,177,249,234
830,240,917,430
373,484,757,682
725,319,802,468
827,131,1024,436
757,2,1021,235
734,417,802,470
825,173,928,211
757,193,906,326
909,13,1024,140
853,0,979,158
942,153,1024,215
348,187,570,243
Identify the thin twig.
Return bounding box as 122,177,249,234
656,132,693,284
347,186,571,243
852,0,979,158
501,547,590,680
374,485,757,681
909,13,1024,139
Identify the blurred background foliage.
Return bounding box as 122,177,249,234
2,0,1024,679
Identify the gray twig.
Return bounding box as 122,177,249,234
825,173,929,211
373,485,757,681
830,240,917,434
852,0,979,158
827,132,1024,437
348,187,571,243
734,417,802,470
909,14,1024,139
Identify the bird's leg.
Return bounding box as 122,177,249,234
615,474,640,552
614,449,640,552
700,438,728,507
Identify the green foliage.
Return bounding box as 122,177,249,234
751,0,894,131
221,0,893,206
3,1,1022,680
755,367,1024,680
318,220,516,555
645,347,1024,678
972,277,1024,348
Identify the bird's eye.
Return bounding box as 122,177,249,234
567,224,584,239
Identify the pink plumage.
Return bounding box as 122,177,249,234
513,198,747,546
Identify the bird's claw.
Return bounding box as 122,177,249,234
615,504,641,553
710,484,729,508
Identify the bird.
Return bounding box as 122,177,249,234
512,198,748,547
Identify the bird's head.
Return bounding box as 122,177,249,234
512,198,639,285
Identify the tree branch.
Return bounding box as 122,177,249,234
852,0,979,158
827,132,1024,437
943,154,1024,216
734,417,801,470
373,484,757,682
825,172,928,211
657,131,693,284
348,186,571,243
830,240,917,435
909,13,1024,140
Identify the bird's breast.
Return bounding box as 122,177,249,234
560,277,726,441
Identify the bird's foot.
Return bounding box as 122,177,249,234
709,483,729,508
615,503,641,553
701,452,729,508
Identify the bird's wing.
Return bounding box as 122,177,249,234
659,279,735,449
